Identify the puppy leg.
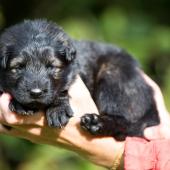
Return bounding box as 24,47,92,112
81,113,130,140
80,77,131,140
9,99,37,115
81,58,159,140
46,99,73,128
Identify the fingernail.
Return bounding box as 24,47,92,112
144,128,153,138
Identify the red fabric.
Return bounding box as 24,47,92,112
124,137,170,170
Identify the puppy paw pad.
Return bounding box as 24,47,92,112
80,114,103,135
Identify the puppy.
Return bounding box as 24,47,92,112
0,19,159,140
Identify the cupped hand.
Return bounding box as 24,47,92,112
142,72,170,140
0,76,124,168
0,73,169,168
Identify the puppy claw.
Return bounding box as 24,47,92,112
9,100,36,116
9,102,16,112
26,110,35,115
46,105,73,128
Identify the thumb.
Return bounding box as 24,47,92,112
144,124,170,140
144,126,162,140
0,93,12,121
0,93,22,125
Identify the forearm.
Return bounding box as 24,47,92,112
53,117,124,168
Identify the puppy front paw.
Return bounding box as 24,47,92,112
46,105,73,128
9,100,35,115
80,114,104,135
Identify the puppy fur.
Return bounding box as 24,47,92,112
0,19,159,140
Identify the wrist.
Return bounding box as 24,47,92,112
57,117,125,168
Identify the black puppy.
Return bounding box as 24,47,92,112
0,19,159,140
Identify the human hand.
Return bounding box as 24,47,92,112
142,72,170,140
0,76,124,168
0,73,169,168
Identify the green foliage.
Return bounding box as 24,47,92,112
18,145,104,170
0,1,170,169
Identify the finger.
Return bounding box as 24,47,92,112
0,93,20,124
0,125,44,144
0,123,12,134
7,111,46,127
141,72,169,117
0,93,46,126
144,126,162,140
0,124,64,147
0,122,45,143
144,124,170,140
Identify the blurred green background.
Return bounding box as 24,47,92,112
0,0,170,169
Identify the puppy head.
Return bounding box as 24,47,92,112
0,19,77,108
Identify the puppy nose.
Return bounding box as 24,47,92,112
30,88,43,98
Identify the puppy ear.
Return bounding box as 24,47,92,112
0,55,8,69
0,84,3,94
0,45,14,69
65,44,76,62
56,40,76,62
0,45,9,69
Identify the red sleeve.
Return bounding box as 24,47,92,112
124,137,170,170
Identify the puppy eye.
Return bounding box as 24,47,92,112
46,64,55,69
46,62,63,70
10,65,24,73
11,68,17,73
46,65,61,73
55,68,61,73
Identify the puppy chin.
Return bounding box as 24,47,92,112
25,101,47,110
14,96,53,109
